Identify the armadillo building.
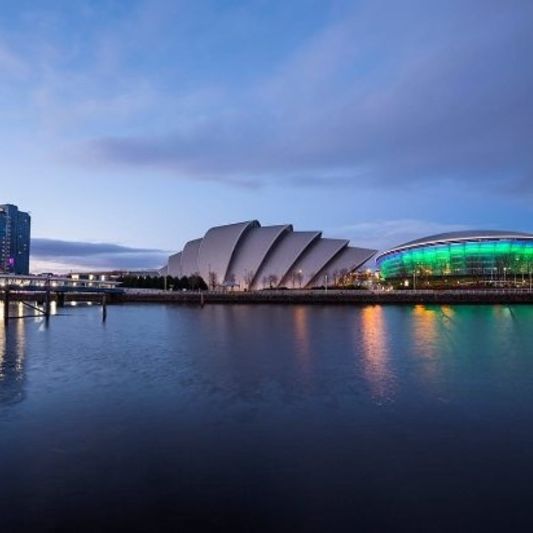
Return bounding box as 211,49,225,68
376,231,533,282
166,220,376,289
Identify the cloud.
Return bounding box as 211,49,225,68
75,1,533,193
31,238,168,273
331,219,470,252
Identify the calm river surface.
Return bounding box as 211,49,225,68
2,303,533,531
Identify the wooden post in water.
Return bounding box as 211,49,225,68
44,286,51,322
3,287,9,325
102,293,107,322
200,291,204,308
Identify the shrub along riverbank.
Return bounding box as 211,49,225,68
117,275,208,291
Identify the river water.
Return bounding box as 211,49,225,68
1,303,533,531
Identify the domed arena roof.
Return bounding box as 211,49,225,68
400,230,533,248
377,230,533,259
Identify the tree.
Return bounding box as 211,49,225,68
267,274,278,289
244,270,255,290
226,272,237,290
338,268,348,286
208,271,218,290
189,274,207,291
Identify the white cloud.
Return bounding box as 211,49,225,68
330,219,469,252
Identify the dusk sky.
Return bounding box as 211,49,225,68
1,0,532,272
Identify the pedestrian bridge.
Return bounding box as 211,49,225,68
0,274,122,293
0,274,123,324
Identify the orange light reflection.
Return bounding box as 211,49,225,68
412,305,439,360
360,305,394,401
293,306,311,376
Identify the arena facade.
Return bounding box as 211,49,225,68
166,220,376,289
376,231,533,284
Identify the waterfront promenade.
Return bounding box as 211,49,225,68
116,288,533,305
5,287,533,306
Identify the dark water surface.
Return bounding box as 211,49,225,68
2,303,533,531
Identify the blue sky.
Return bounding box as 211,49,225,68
1,0,532,271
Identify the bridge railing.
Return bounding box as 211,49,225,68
0,274,119,290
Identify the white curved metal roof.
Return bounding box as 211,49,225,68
168,220,379,289
250,230,321,289
181,238,203,276
282,238,348,288
168,251,182,277
197,220,259,285
225,225,292,288
309,246,376,286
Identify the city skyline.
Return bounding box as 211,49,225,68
1,0,532,272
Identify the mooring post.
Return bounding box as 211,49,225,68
44,287,51,320
3,287,9,325
102,293,107,322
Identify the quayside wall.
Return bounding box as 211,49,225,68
114,289,533,305
6,289,533,306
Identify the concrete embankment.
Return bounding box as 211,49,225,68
6,289,533,306
114,289,533,305
4,292,110,303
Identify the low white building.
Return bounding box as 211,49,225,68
166,220,376,289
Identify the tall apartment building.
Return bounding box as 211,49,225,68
0,204,31,275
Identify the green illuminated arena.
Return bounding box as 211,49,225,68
376,231,533,285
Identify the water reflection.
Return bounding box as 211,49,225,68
293,306,311,374
360,305,395,401
412,305,440,359
2,304,533,530
409,305,452,390
0,315,27,407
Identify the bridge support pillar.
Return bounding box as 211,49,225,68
3,288,9,325
44,288,51,321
